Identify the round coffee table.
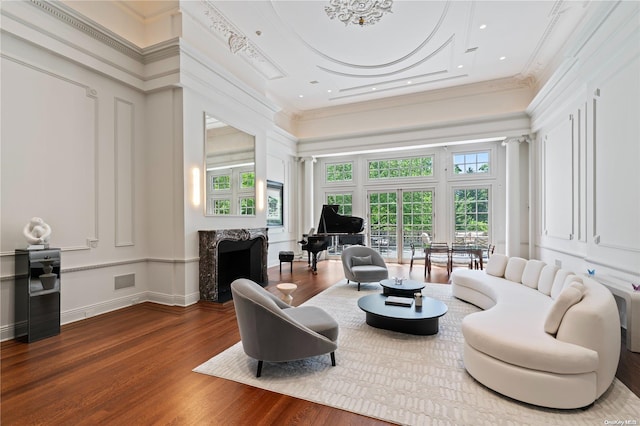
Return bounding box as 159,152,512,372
380,278,425,297
357,294,447,335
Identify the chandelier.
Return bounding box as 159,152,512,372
325,0,393,27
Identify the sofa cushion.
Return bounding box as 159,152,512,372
550,269,572,300
544,282,585,335
538,264,559,296
350,265,387,282
485,254,508,277
521,260,546,289
462,301,598,374
504,257,528,283
287,306,339,341
351,255,372,266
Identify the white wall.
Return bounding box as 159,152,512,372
528,2,640,286
0,13,152,338
0,1,181,339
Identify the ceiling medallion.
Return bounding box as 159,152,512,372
325,0,393,26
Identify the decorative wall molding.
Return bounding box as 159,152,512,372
0,54,99,252
28,0,144,61
114,98,136,247
541,116,574,241
2,3,181,92
0,257,200,282
592,68,640,252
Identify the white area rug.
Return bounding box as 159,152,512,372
194,280,640,425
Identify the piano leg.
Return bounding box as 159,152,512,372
310,252,319,274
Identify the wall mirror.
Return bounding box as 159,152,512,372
204,113,256,216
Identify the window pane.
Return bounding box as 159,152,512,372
212,175,231,190
240,172,255,189
326,193,352,215
453,151,490,175
213,199,231,215
453,187,490,243
240,197,255,215
326,162,353,182
369,156,433,179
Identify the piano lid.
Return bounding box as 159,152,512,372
317,205,364,234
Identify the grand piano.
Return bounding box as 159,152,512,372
299,205,365,273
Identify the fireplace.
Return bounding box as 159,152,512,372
198,228,268,302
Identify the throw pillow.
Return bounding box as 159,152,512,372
351,255,372,266
544,282,585,335
537,264,559,296
504,257,528,283
550,269,572,300
485,254,509,277
521,260,546,289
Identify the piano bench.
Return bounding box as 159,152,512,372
279,251,295,273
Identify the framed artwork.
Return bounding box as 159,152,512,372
266,180,284,226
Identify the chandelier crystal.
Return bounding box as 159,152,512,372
325,0,393,27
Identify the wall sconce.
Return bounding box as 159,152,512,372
257,179,265,211
191,167,201,207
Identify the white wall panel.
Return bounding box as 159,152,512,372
1,57,98,252
114,98,135,247
592,56,640,251
542,118,573,240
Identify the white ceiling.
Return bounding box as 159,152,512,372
67,1,593,114
203,0,591,114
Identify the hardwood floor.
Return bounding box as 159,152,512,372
2,260,638,425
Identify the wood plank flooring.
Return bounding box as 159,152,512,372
1,260,638,425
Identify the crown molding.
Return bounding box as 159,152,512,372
296,76,534,122
28,0,144,61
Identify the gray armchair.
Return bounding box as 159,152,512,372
230,278,339,377
340,246,389,291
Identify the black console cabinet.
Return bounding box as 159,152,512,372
15,248,61,342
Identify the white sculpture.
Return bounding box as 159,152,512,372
23,217,52,246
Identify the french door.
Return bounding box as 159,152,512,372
368,189,434,263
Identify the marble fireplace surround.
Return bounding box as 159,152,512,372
198,228,268,302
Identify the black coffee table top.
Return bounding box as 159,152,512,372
357,294,448,321
380,278,425,293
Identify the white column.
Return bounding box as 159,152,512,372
505,139,521,257
300,156,317,233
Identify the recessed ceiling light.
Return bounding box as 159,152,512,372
327,89,332,93
298,94,304,98
372,87,376,91
407,81,412,84
479,24,487,30
499,56,506,61
457,64,464,69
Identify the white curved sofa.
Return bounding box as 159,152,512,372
451,254,620,409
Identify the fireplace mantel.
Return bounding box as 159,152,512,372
199,228,268,302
